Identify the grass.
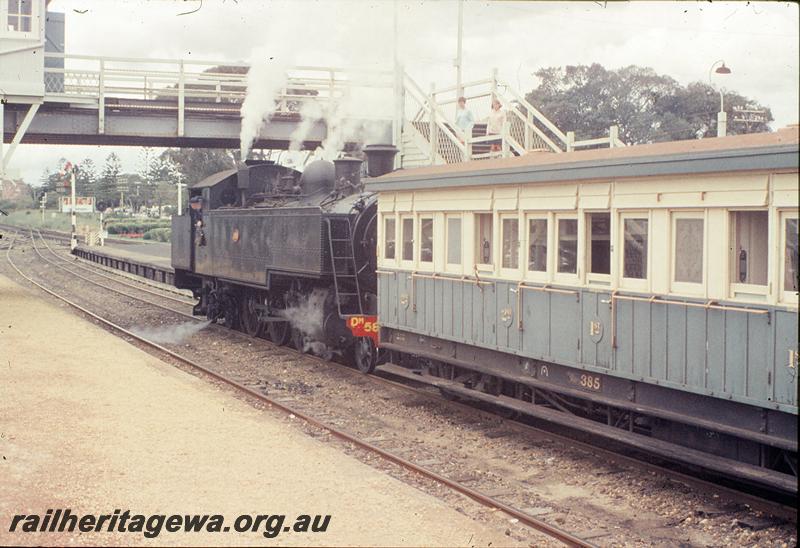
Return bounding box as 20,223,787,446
143,227,172,242
2,209,102,232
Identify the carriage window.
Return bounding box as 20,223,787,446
402,218,414,261
419,217,433,263
447,217,462,265
587,212,610,275
730,211,768,285
384,217,396,260
623,218,648,279
674,217,704,284
7,0,33,32
475,213,493,265
785,218,799,292
557,218,578,274
502,218,519,269
528,218,547,272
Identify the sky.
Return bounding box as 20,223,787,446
8,0,799,186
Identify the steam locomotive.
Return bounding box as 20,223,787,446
170,145,398,373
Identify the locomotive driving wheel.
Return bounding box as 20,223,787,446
240,290,263,338
266,294,291,346
221,294,239,330
352,337,378,374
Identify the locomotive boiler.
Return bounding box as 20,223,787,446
171,145,397,373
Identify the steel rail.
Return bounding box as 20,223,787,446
1,224,187,300
36,231,194,306
26,230,197,321
5,232,594,548
69,251,189,299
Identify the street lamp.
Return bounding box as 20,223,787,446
709,60,732,137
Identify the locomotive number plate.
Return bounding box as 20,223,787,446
566,371,602,392
347,315,379,345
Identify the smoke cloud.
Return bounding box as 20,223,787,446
130,320,212,345
239,46,291,160
238,3,396,164
288,100,325,152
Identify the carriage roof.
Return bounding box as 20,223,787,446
368,126,799,191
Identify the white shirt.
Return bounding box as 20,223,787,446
486,108,506,135
455,107,475,135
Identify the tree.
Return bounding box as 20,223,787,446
138,147,170,210
159,148,235,185
75,158,97,197
525,63,773,145
119,173,145,211
38,160,67,208
97,153,122,209
39,167,58,194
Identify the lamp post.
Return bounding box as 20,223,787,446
61,162,78,250
455,0,463,100
70,167,77,250
709,60,732,137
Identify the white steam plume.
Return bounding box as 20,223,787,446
289,100,324,152
280,287,327,341
279,288,337,358
130,320,212,345
310,72,395,161
239,46,290,160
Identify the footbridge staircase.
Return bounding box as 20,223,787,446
398,69,626,168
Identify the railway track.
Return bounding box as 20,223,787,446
6,229,593,547
34,230,194,306
35,231,800,516
6,228,797,544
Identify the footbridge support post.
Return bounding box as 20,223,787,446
1,102,41,179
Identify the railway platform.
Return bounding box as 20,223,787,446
73,240,174,284
0,273,519,547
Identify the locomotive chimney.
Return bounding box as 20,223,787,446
363,144,398,177
333,157,363,194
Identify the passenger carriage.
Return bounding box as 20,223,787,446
369,127,799,492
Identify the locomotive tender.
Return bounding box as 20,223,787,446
173,128,798,493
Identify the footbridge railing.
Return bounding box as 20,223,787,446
42,53,395,136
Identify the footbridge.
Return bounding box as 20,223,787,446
1,53,395,155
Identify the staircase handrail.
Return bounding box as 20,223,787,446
430,77,494,99
403,73,469,162
501,101,564,154
496,81,570,148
